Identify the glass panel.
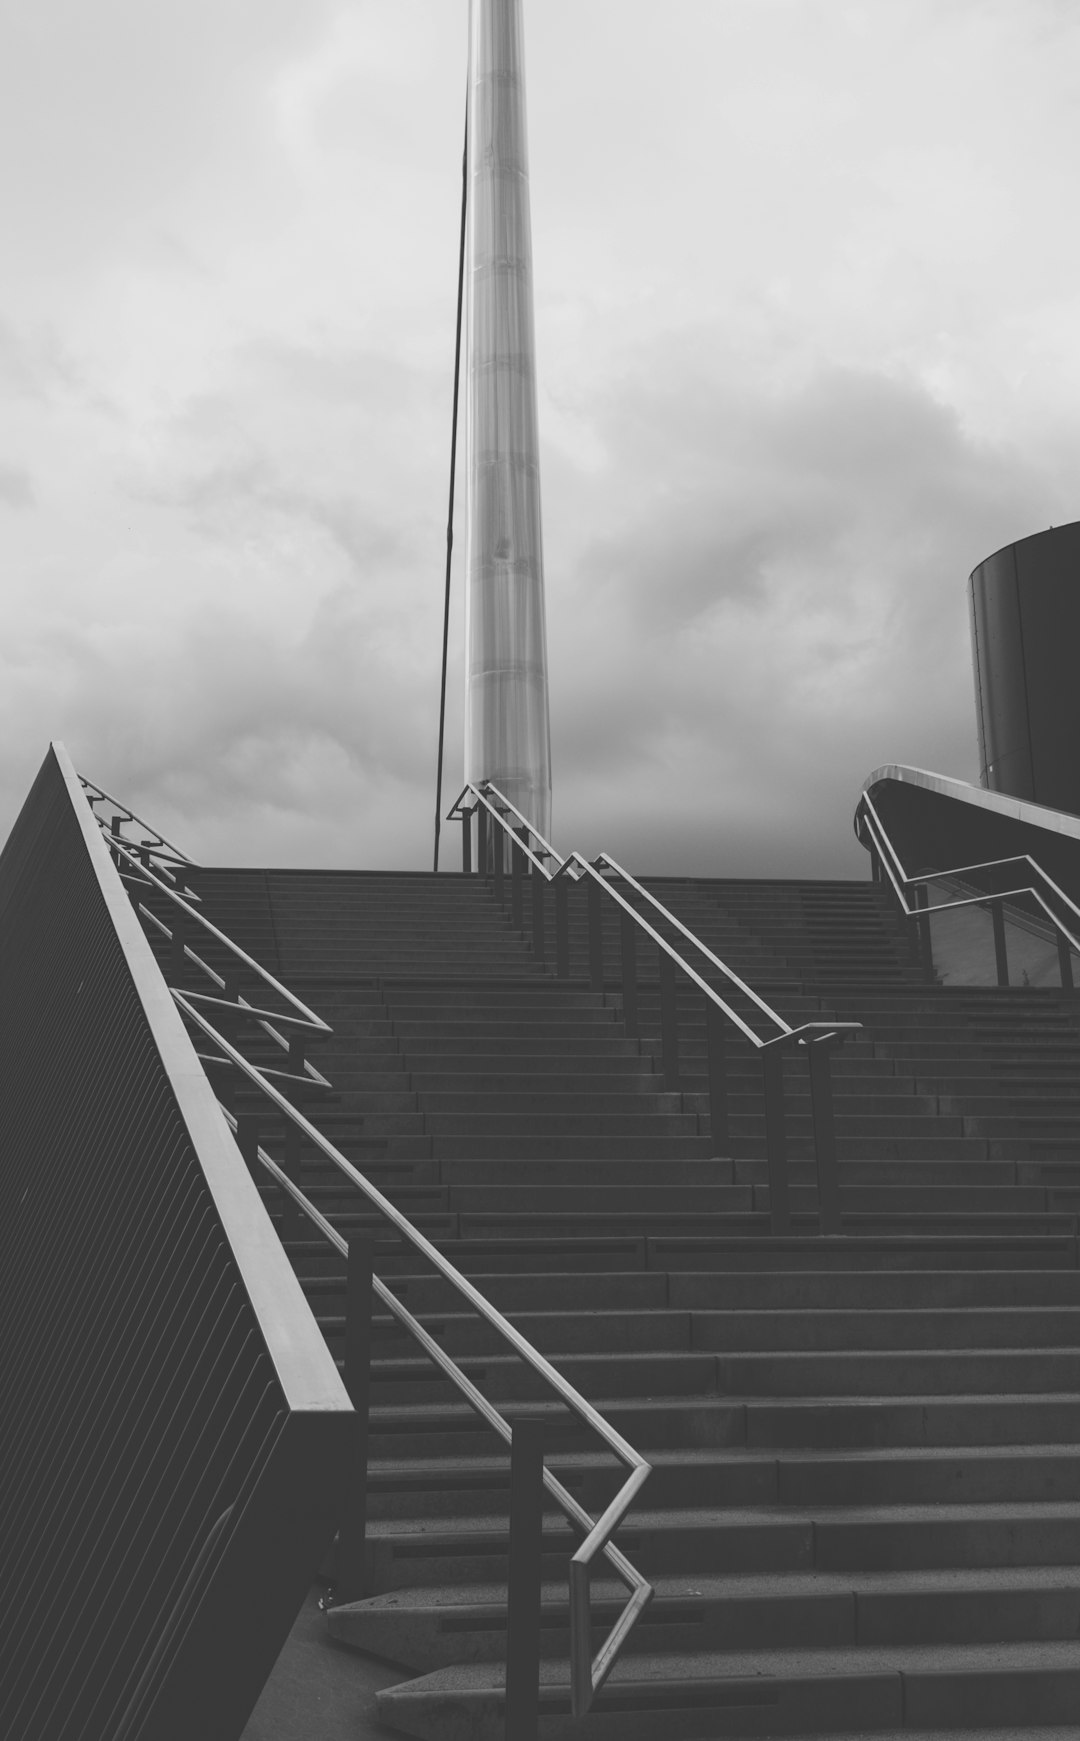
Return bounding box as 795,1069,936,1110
925,879,1077,987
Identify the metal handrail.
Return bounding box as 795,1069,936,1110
451,780,857,1038
449,780,564,877
563,851,860,1050
84,809,332,1075
451,779,860,1050
450,782,862,1242
82,775,653,1718
80,775,194,869
474,781,567,869
174,991,653,1716
591,853,793,1036
856,789,1080,958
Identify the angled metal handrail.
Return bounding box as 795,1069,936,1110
450,781,862,1243
450,780,564,877
563,850,859,1051
80,774,194,869
856,789,1080,966
81,772,653,1719
82,800,333,1086
450,779,859,1047
174,990,653,1716
591,853,793,1036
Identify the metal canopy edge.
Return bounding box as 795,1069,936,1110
859,763,1080,845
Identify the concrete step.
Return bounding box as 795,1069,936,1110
714,1347,1080,1396
330,1564,1080,1666
690,1306,1080,1352
183,865,1080,1740
362,1389,1080,1459
374,1640,1080,1738
354,1444,1080,1518
362,1501,1080,1587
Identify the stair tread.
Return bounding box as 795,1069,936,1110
381,1635,1080,1686
178,865,1080,1739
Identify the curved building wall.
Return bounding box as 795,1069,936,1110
969,519,1080,816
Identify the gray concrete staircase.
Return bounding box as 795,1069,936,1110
179,867,1080,1737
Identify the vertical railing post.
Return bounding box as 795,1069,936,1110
1057,929,1074,991
505,1419,545,1741
336,1237,374,1602
279,1012,304,1240
168,903,186,984
216,966,241,1117
620,910,638,1036
806,1036,841,1236
991,899,1009,987
913,884,933,981
587,876,604,992
555,878,570,979
477,803,489,878
281,1117,303,1239
705,1001,728,1154
461,806,473,873
659,953,679,1089
511,829,525,932
110,813,124,870
761,1043,791,1235
493,817,505,903
235,1114,261,1180
531,862,546,964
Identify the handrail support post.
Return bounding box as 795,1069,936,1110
761,1045,791,1235
991,898,1009,987
281,1116,303,1238
235,1114,260,1180
336,1237,374,1602
1058,929,1074,991
461,806,473,874
168,905,186,984
914,883,934,981
620,911,638,1036
555,879,570,979
705,1002,728,1154
659,953,679,1089
587,876,604,992
505,1419,545,1741
477,803,489,878
806,1035,841,1236
531,860,545,964
511,827,526,932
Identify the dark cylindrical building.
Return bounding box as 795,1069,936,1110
969,520,1080,816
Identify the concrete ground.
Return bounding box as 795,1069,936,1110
242,1584,404,1741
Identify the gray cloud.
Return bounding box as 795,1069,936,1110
0,465,34,509
0,348,1068,883
2,3,1080,891
543,352,1066,874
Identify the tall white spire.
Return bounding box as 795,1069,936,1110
463,0,552,840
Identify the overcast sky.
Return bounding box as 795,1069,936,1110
1,0,1078,875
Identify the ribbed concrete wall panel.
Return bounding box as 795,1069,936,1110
0,747,355,1741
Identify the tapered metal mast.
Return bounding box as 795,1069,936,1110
464,0,552,840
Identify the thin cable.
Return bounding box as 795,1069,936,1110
433,104,469,872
